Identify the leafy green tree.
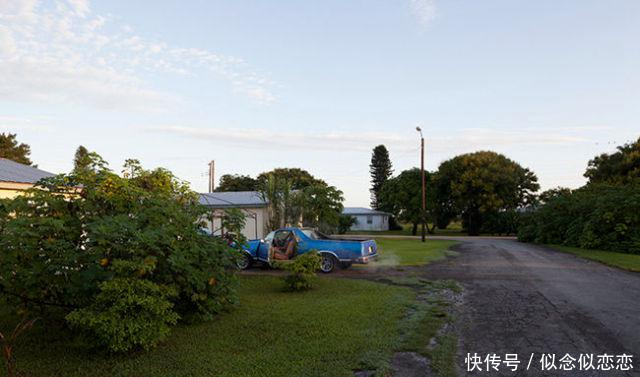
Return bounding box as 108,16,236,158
72,145,91,174
256,168,325,190
0,133,32,165
584,137,640,185
259,173,344,233
437,151,539,235
299,183,344,232
0,152,239,352
121,158,143,178
216,174,259,192
537,187,572,205
260,174,295,231
220,208,248,244
379,168,446,235
369,145,393,209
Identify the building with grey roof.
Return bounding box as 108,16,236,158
0,158,55,199
342,207,390,231
199,191,268,240
0,158,55,184
199,191,267,208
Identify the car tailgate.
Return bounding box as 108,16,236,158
360,239,377,256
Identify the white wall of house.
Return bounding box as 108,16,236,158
202,207,268,240
349,214,389,231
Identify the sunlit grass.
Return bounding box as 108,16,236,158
1,276,414,377
548,245,640,272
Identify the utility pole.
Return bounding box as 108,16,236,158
416,127,426,242
208,160,215,193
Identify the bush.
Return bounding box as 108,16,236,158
281,251,322,291
518,184,640,254
66,278,179,352
337,214,356,234
0,156,239,351
481,210,521,235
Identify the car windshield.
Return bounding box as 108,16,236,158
264,231,275,242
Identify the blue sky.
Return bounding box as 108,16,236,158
1,0,638,206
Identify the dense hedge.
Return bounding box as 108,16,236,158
518,184,640,254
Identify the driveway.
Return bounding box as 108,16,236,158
421,239,639,376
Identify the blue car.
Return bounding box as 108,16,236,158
240,227,378,273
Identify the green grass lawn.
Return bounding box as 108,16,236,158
347,221,498,237
2,276,414,377
547,245,640,272
347,223,416,236
373,238,459,266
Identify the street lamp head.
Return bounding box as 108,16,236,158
415,126,422,132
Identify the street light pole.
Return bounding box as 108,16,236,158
416,127,426,242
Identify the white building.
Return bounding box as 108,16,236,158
343,207,390,231
199,191,268,240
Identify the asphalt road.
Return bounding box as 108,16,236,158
421,239,640,376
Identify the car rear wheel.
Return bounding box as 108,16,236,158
320,254,337,273
237,252,252,270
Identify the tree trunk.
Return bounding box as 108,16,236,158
466,210,481,236
411,222,418,236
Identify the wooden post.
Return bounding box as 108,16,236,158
208,160,215,193
421,137,426,242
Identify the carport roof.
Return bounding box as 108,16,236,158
0,158,55,184
199,191,267,208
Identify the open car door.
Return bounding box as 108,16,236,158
256,231,275,262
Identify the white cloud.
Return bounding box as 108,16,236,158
0,0,276,111
149,126,407,152
0,25,16,56
67,0,89,17
0,115,54,132
148,125,592,154
0,0,38,17
409,0,437,28
449,127,588,147
1,58,179,112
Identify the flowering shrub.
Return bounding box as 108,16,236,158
0,156,239,351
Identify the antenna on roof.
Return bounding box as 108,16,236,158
208,160,215,193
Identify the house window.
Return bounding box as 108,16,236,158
366,215,373,224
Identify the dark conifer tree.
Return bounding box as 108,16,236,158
369,145,393,209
